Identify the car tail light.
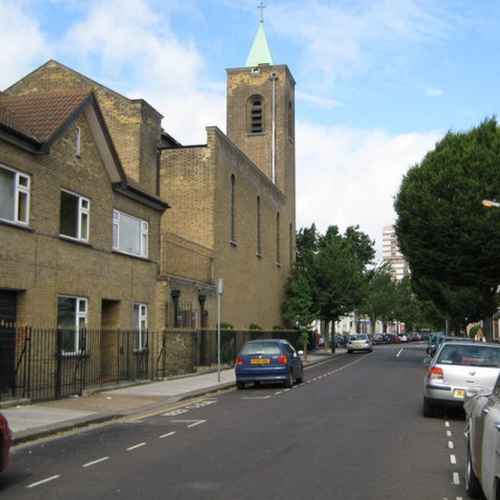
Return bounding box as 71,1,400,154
235,356,244,366
278,355,288,365
428,366,444,381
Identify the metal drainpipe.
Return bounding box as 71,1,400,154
270,72,278,185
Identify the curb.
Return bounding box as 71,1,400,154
12,353,343,446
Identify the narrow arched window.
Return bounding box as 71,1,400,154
276,212,281,264
248,95,264,134
257,196,262,256
288,100,294,140
230,174,236,243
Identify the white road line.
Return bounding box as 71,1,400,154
445,421,450,428
275,390,284,394
396,348,403,358
453,472,460,485
83,456,109,468
457,497,463,500
283,388,291,392
242,395,271,400
126,442,146,451
187,419,206,428
450,455,457,465
447,430,452,437
27,475,61,489
448,441,454,450
159,431,176,439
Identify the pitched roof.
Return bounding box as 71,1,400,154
0,91,89,143
246,21,273,67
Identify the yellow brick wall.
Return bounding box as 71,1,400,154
0,112,162,330
6,60,161,196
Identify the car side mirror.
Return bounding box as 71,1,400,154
423,356,432,366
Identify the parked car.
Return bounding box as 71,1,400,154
373,334,385,345
464,373,500,499
235,339,304,389
423,341,500,418
426,335,472,357
0,413,12,473
399,335,408,343
347,334,373,353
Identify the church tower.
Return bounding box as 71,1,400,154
226,9,296,262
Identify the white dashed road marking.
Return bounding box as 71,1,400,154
446,430,452,437
241,396,271,400
83,456,109,468
448,441,454,449
452,472,460,485
27,475,61,489
450,454,456,465
445,421,450,428
127,442,146,451
396,348,403,358
187,419,206,428
159,431,176,439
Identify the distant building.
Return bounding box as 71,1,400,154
382,225,409,282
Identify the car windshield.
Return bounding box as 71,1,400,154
240,342,281,356
437,344,500,367
350,335,368,341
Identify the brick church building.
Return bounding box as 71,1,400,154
0,17,296,335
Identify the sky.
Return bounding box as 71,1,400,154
2,0,499,257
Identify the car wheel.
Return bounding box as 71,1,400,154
237,382,245,390
284,370,294,388
465,444,483,498
348,350,353,354
422,397,438,418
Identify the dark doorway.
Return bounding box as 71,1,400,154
101,299,120,383
0,290,17,395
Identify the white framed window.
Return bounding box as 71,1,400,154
112,209,149,258
133,303,148,351
60,190,90,242
0,164,30,225
57,296,88,354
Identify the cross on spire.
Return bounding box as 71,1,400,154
257,1,266,23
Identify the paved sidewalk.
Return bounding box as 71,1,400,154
5,349,342,444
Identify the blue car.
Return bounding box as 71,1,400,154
235,339,304,389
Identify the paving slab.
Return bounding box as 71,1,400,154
3,406,96,433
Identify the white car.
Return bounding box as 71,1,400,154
463,363,500,498
347,334,373,353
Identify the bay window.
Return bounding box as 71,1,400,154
0,164,30,225
112,210,148,258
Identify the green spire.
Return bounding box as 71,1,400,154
246,19,273,67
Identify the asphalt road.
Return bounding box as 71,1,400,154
0,344,467,500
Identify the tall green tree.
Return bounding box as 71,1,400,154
395,118,500,332
359,263,397,334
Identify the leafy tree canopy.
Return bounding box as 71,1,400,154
395,118,500,291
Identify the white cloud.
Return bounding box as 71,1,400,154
295,121,443,259
296,91,341,109
63,0,225,143
425,87,444,97
266,0,455,87
0,1,49,88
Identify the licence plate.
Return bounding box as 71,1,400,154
251,358,270,365
453,389,465,399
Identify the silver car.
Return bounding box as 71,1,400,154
347,334,373,353
464,374,500,499
423,341,500,417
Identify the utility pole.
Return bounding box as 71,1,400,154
217,278,224,383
